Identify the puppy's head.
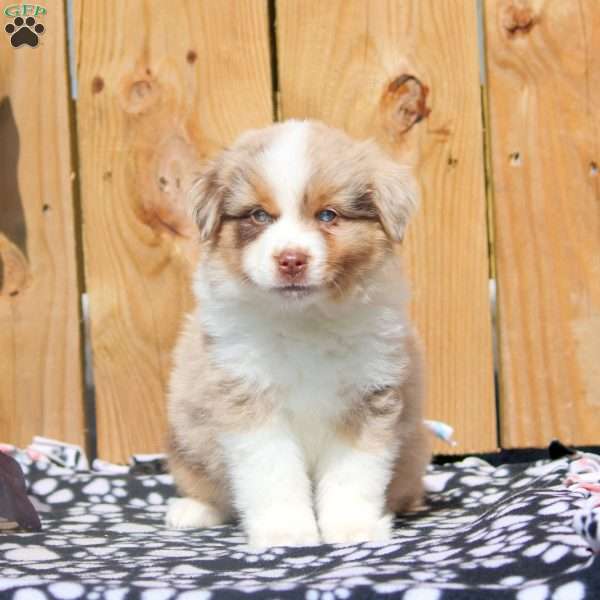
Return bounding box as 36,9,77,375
191,120,417,304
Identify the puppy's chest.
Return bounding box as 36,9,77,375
213,323,400,413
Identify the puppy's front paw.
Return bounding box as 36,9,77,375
320,511,393,545
246,510,320,549
166,497,226,530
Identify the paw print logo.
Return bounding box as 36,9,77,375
5,16,45,48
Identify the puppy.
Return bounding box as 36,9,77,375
166,120,429,548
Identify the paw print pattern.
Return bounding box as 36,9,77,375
2,447,599,599
5,16,45,48
573,508,600,553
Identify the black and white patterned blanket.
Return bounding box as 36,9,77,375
1,444,599,600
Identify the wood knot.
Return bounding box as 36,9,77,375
91,76,104,94
186,50,197,64
122,77,158,114
131,80,152,100
158,176,168,191
135,134,200,246
0,236,31,298
430,126,451,138
138,204,186,238
379,75,431,140
502,3,539,37
509,151,522,166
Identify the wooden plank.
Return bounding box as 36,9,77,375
485,0,600,446
0,1,85,447
277,0,497,453
75,0,273,461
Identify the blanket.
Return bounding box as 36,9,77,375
0,441,599,600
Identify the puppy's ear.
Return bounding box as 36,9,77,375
189,158,227,241
372,159,419,242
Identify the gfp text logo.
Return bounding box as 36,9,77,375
3,4,46,17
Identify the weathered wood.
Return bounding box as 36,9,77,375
75,0,273,461
277,0,497,452
485,0,600,446
0,1,85,447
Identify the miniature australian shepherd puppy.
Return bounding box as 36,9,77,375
166,119,430,548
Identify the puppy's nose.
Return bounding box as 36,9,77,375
277,250,308,280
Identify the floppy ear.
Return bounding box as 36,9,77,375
372,160,419,242
189,158,227,241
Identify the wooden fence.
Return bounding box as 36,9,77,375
1,0,598,462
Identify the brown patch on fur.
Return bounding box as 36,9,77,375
167,433,230,514
323,219,390,300
190,403,210,424
303,126,378,221
303,182,379,222
223,172,279,249
296,123,404,299
235,218,264,247
211,172,280,275
336,385,403,447
167,318,279,516
247,172,279,217
210,220,247,279
386,421,430,513
200,165,281,278
191,127,277,241
170,315,276,431
351,190,379,219
305,121,416,242
365,387,399,417
333,332,429,512
191,160,227,240
202,332,215,347
385,334,429,512
336,332,424,447
219,172,279,221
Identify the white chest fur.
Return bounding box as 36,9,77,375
198,295,408,419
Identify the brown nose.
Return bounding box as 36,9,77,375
277,250,308,280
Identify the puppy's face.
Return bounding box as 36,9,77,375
191,121,417,303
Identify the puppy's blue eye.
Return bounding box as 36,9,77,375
316,209,337,223
251,209,272,224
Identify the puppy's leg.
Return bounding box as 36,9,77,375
166,451,229,530
219,415,319,549
386,423,430,513
316,438,395,544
